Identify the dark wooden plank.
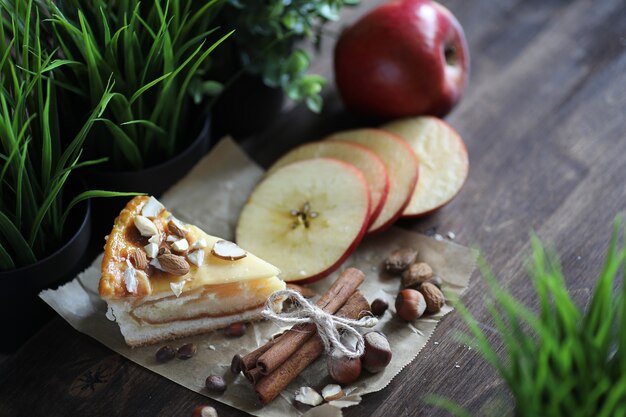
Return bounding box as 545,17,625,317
1,0,626,415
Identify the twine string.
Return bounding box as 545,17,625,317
261,289,378,358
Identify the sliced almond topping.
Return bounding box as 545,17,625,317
134,215,158,237
212,240,247,261
158,245,171,256
321,384,344,401
191,238,208,249
129,248,148,270
157,253,190,276
124,260,138,294
148,233,161,245
168,218,188,237
187,250,204,267
144,242,159,259
171,238,189,253
170,281,186,297
141,196,164,218
166,235,179,243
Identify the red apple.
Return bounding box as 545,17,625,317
334,0,470,119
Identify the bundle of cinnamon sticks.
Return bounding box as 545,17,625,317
232,268,371,405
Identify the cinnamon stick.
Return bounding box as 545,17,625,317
256,268,365,375
239,335,281,372
255,290,371,405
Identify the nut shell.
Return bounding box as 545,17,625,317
395,289,426,321
327,355,362,384
402,262,433,288
384,248,418,274
362,331,392,373
419,282,445,314
370,298,389,316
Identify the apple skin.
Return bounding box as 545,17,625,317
401,118,469,218
334,0,470,119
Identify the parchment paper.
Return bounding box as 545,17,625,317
40,138,476,417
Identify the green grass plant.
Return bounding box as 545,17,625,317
0,0,136,270
429,217,626,416
42,0,232,170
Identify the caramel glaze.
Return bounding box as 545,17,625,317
128,300,265,325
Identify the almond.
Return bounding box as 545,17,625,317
156,253,189,276
133,215,158,237
129,248,148,270
419,282,445,314
167,218,187,237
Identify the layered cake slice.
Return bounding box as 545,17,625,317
99,196,285,347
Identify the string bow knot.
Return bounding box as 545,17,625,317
262,289,378,358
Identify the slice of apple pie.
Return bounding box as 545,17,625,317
99,196,285,347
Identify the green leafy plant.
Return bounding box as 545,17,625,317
42,0,232,170
214,0,359,113
429,218,626,416
0,0,136,270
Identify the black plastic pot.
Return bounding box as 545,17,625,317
81,118,212,243
0,198,92,353
211,74,285,141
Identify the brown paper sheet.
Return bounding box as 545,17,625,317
40,138,476,416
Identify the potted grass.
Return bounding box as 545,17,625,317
210,0,359,139
0,1,136,352
41,0,232,196
38,0,232,237
428,218,626,416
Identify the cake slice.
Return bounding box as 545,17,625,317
99,196,285,347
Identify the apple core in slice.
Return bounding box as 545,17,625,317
236,158,370,283
383,116,469,217
266,141,389,226
326,128,419,233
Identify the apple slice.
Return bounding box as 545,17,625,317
325,128,418,233
382,116,469,217
266,141,389,226
236,158,370,283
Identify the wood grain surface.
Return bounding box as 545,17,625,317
2,0,626,415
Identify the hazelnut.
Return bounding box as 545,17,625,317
205,375,227,393
384,248,418,274
327,355,362,384
155,345,176,363
177,343,197,359
402,262,433,288
191,405,218,417
419,282,446,314
370,298,389,316
224,322,247,337
361,331,392,373
395,289,426,321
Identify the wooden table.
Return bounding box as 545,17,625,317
2,0,625,415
